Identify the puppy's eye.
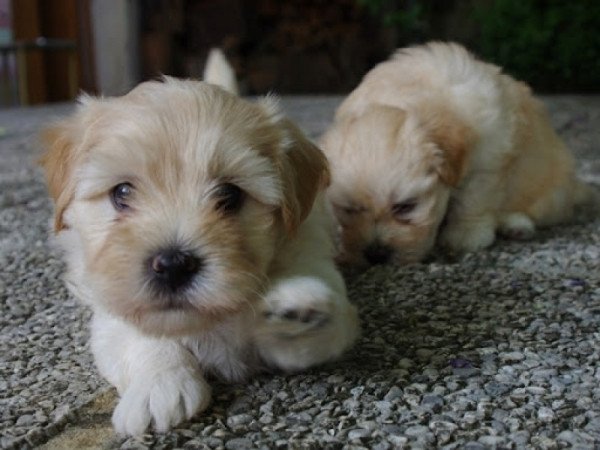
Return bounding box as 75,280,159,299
343,207,360,215
214,183,245,213
392,199,417,217
111,183,133,211
335,203,364,216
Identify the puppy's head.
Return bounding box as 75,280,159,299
321,103,473,266
40,78,328,336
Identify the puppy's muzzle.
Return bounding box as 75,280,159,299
149,248,202,292
363,242,393,265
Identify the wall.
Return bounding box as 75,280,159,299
91,0,140,96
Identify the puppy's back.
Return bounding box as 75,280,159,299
338,43,504,114
337,42,520,157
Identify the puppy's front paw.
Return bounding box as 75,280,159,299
262,277,335,337
257,277,358,371
440,216,496,252
499,213,535,240
112,366,211,436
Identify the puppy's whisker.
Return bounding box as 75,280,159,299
132,278,154,303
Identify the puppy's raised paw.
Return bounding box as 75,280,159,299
112,366,211,436
261,277,335,338
256,276,358,372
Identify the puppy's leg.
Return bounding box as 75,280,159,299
440,173,503,252
255,262,359,372
90,313,211,436
440,211,496,252
254,201,359,371
498,212,535,240
254,197,359,371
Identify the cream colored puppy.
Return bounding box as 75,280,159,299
321,42,591,266
40,77,358,436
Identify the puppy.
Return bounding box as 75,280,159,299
320,42,591,266
40,76,359,435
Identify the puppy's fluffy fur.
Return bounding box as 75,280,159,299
321,42,591,266
40,76,358,435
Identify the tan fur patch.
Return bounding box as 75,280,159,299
418,103,475,187
39,123,79,231
276,119,330,235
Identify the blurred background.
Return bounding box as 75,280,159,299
1,0,599,106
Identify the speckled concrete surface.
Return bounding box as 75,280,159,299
1,96,599,449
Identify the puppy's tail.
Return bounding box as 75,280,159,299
203,48,239,95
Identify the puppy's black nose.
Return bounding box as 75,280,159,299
363,242,393,265
150,248,201,291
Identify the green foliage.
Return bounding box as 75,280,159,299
356,0,600,92
356,0,428,39
473,0,600,91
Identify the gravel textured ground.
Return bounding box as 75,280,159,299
1,96,599,449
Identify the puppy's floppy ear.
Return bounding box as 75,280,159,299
276,119,330,235
422,105,475,187
39,117,83,232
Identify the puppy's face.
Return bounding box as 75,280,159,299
41,78,328,336
321,104,472,266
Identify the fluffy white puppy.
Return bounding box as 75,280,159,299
321,42,591,266
40,76,358,435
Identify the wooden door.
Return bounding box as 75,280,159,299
11,0,95,104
